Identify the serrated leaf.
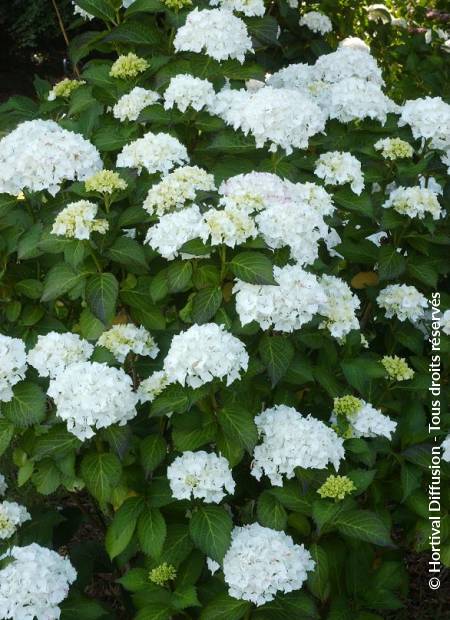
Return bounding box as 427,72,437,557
85,273,119,323
217,405,257,451
191,287,222,323
189,505,232,563
335,510,393,547
106,497,144,559
140,435,167,475
80,452,122,503
2,382,46,427
200,594,250,620
137,507,167,558
259,334,294,385
230,251,275,284
41,264,85,302
257,491,287,530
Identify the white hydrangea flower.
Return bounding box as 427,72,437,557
145,205,208,259
252,405,345,486
339,36,371,53
27,332,93,379
223,523,315,605
97,324,159,363
52,200,109,240
0,335,27,402
0,120,102,196
312,47,384,85
325,77,398,124
164,323,248,388
143,166,216,216
212,85,326,153
73,1,94,19
164,75,216,113
233,264,326,332
333,400,397,439
137,371,169,404
374,137,414,159
174,8,253,63
399,96,450,151
113,87,160,122
318,275,360,338
203,204,257,247
382,186,444,220
315,151,364,194
0,501,31,540
0,474,7,497
0,543,77,620
442,435,450,462
117,131,189,175
266,63,315,91
47,362,138,440
442,310,450,336
167,451,235,503
300,11,332,34
209,0,265,16
377,284,428,323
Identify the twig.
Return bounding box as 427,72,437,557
50,0,81,78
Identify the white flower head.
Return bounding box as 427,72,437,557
0,501,31,539
209,0,265,16
339,37,371,53
0,543,77,620
0,120,102,196
52,200,108,240
252,405,345,486
144,204,208,259
399,96,450,151
312,46,383,85
382,186,444,220
377,284,428,323
113,87,160,122
137,371,169,404
332,399,397,439
97,324,159,363
315,151,364,195
167,451,235,502
234,264,326,332
318,275,360,338
47,361,138,440
174,8,253,63
300,11,332,34
203,204,257,247
223,523,315,605
374,137,414,160
0,335,27,402
27,332,93,379
325,77,398,124
164,323,248,388
117,131,189,175
164,75,216,113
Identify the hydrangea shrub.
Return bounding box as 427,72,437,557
0,1,449,619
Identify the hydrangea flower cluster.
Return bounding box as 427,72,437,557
47,362,139,440
137,371,169,404
399,96,450,150
203,204,257,247
48,78,85,100
0,501,31,539
318,475,356,500
52,200,109,239
209,0,265,16
222,523,315,605
167,451,235,502
0,120,102,196
97,323,159,363
314,151,364,195
163,75,216,113
299,11,333,34
377,284,428,323
145,204,207,259
109,53,149,79
382,186,443,220
117,131,189,175
149,562,177,586
234,264,326,332
85,169,127,194
113,87,160,122
374,137,414,159
143,166,216,216
318,275,360,338
0,335,27,402
173,8,253,62
252,405,345,486
332,397,397,439
0,544,77,620
163,323,248,388
27,332,93,378
382,355,414,381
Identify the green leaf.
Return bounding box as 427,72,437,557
105,496,144,559
79,308,106,340
140,435,167,475
378,245,406,281
137,507,167,558
2,382,46,427
74,0,117,22
172,584,200,610
259,334,294,385
307,544,330,603
191,287,222,323
33,426,81,460
80,452,122,503
333,189,373,218
134,604,171,620
15,279,43,300
0,419,14,457
104,20,163,47
407,260,438,288
107,236,148,270
257,491,287,530
230,251,276,284
85,273,119,323
117,568,148,592
267,480,313,515
200,594,251,620
167,261,193,292
401,463,422,502
32,460,62,495
125,0,165,15
246,16,280,45
255,591,319,619
335,510,393,547
41,264,85,302
217,405,257,451
60,592,107,620
189,505,232,563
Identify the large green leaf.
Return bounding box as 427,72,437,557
257,491,287,530
200,594,251,620
41,264,85,302
137,506,167,558
74,0,117,23
230,251,276,284
80,452,122,503
217,405,257,451
2,382,46,427
191,287,222,323
105,496,145,559
335,510,393,547
85,273,119,323
189,505,232,563
259,334,294,385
